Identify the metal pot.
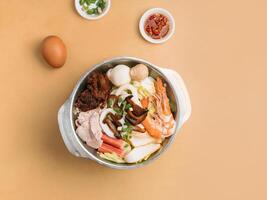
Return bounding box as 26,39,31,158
58,57,191,169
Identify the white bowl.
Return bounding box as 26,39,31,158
74,0,111,20
139,8,175,44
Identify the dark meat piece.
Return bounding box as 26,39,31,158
75,89,99,111
75,71,111,111
88,72,111,101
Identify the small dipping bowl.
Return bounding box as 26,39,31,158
74,0,111,20
139,8,175,44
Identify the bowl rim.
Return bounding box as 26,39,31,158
74,0,111,20
66,57,182,169
139,8,176,44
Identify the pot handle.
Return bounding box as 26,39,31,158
160,68,192,126
58,100,91,158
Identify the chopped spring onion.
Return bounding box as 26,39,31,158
79,0,106,15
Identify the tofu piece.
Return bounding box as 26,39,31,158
124,143,161,163
129,131,157,147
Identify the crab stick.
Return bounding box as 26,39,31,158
98,143,125,157
101,134,125,149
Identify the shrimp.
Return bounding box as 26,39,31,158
142,77,176,138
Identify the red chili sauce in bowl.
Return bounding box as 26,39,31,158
144,13,170,39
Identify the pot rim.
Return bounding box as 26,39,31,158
65,56,182,169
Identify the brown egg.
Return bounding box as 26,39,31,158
41,35,67,68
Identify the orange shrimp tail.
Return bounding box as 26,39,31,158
155,77,166,94
155,77,172,115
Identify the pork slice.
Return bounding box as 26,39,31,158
76,108,103,149
76,122,90,143
76,110,92,125
86,112,103,149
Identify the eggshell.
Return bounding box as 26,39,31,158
41,35,67,68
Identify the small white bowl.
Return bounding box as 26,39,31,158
75,0,111,20
139,8,175,44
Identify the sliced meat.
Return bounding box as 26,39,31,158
75,108,103,149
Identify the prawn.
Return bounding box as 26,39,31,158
142,77,175,138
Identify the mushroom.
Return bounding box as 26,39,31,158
125,110,148,125
123,95,148,125
106,113,122,127
125,95,148,116
99,108,117,138
103,117,121,139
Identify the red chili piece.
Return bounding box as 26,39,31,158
144,13,169,39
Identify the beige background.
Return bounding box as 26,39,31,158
0,0,267,199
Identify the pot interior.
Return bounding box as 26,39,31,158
71,57,179,168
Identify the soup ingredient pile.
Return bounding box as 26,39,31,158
74,64,176,164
